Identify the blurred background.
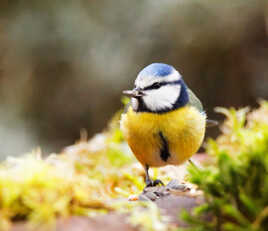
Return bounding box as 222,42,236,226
0,0,267,158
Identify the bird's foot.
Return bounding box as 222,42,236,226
139,179,191,201
145,179,164,188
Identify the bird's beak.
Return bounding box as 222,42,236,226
122,89,145,98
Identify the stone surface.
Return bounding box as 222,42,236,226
11,215,137,231
11,155,210,231
11,187,203,231
139,179,204,227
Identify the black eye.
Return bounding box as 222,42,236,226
150,82,161,89
143,82,162,90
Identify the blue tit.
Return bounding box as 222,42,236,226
120,63,207,187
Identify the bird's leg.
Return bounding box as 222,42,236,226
144,165,164,187
145,165,152,186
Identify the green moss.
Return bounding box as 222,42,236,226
4,98,267,231
0,105,169,231
180,101,268,231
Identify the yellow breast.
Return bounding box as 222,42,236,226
120,106,206,167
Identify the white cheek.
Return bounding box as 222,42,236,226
143,85,181,111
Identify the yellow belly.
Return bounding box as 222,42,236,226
120,106,206,167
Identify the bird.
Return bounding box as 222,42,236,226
120,63,211,188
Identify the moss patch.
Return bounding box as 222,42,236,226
181,101,268,231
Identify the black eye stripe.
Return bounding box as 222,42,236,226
143,82,161,90
143,80,181,91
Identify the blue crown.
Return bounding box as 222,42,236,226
138,63,174,78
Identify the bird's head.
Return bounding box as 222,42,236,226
123,63,189,113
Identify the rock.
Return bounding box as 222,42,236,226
138,179,204,226
11,215,137,231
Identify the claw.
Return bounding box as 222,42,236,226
153,179,164,186
145,179,164,188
